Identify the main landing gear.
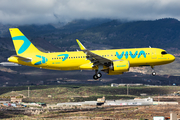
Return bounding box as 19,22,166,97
151,66,156,76
93,70,102,80
93,65,103,80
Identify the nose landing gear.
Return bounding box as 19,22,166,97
152,71,156,76
151,66,156,76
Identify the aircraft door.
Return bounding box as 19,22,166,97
151,49,157,59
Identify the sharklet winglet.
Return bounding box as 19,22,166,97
76,39,86,50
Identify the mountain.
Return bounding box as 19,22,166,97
1,18,180,51
51,18,180,51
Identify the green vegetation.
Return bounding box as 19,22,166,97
1,85,180,103
0,84,180,119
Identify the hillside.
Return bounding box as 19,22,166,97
1,18,180,52
1,85,180,103
47,18,180,51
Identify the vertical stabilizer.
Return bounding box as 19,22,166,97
9,28,42,56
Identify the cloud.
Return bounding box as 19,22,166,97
0,0,180,24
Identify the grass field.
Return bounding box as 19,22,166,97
0,84,180,103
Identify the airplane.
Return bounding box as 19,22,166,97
4,28,175,80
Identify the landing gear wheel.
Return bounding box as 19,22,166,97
151,66,156,76
97,73,102,78
93,74,98,80
152,72,156,76
93,72,102,80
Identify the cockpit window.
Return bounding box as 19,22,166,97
161,51,167,55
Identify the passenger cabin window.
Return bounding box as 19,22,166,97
161,51,167,55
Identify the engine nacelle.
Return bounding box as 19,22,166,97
108,70,123,75
108,60,129,75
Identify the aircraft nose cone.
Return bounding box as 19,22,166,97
172,55,175,61
170,55,175,62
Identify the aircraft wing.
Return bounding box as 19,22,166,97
76,39,112,67
84,50,112,64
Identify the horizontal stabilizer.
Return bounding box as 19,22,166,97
0,62,20,66
9,55,32,62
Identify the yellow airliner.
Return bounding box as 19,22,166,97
6,28,175,80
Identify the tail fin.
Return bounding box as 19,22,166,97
9,28,42,56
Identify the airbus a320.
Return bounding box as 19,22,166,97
5,28,175,80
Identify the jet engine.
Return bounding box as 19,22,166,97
108,60,129,75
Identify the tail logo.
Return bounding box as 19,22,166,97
34,55,48,65
12,36,31,54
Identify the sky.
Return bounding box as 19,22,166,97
0,0,180,25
